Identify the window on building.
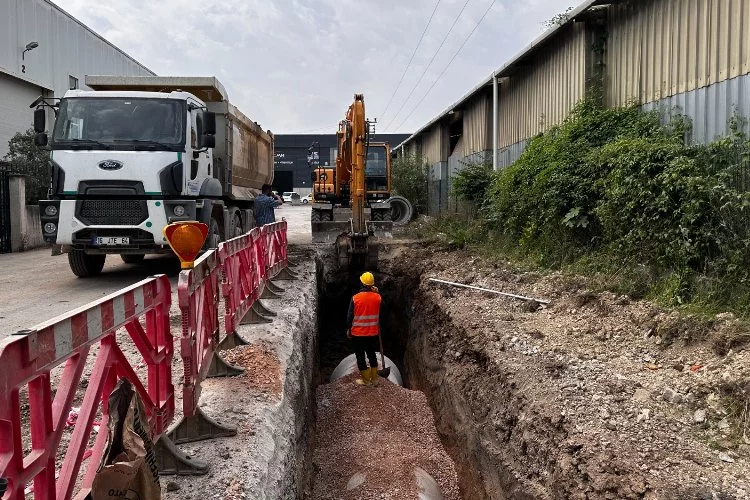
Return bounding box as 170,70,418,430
69,75,78,90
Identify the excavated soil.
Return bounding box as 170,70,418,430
375,244,750,499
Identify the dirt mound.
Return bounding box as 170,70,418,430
312,374,460,499
222,343,282,397
379,246,750,499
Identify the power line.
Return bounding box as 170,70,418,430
393,0,496,132
379,0,442,121
383,0,473,132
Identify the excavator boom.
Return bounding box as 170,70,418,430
310,94,392,269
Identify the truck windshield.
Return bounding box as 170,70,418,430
52,98,185,151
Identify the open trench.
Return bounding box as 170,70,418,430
307,247,529,500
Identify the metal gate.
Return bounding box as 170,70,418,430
0,161,11,253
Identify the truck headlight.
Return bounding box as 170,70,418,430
44,222,57,234
173,205,185,217
44,205,58,216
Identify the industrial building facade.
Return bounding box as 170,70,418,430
0,0,153,157
397,0,750,215
273,133,409,195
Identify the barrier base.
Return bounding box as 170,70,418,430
272,267,299,281
207,351,244,378
217,331,249,350
240,306,273,325
253,300,277,317
266,280,285,294
166,407,238,446
155,434,209,475
260,285,282,300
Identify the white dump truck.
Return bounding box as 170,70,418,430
32,76,274,277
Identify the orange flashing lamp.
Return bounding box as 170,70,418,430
163,222,209,269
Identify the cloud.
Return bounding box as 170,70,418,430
54,0,579,134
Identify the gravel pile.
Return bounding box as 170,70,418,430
313,374,460,499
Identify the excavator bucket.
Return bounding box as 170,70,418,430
310,207,392,243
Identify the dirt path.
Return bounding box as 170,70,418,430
378,246,750,499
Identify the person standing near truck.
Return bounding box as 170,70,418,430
255,183,283,227
346,272,382,386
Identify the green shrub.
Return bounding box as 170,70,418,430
391,153,428,214
4,129,50,204
451,161,494,204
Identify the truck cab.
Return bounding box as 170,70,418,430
34,76,273,277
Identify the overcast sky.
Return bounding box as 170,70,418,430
54,0,579,135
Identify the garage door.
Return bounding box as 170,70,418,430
0,72,44,158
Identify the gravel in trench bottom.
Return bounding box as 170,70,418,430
313,374,461,499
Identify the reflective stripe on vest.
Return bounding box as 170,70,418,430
351,291,381,336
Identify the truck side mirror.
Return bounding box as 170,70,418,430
34,108,46,133
34,133,48,146
311,172,316,181
203,111,216,135
201,134,215,148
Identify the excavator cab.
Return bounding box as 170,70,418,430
310,94,392,269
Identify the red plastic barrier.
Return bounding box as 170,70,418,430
0,275,174,500
264,220,288,277
218,227,265,336
177,249,221,417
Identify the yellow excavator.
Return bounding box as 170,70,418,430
310,94,392,269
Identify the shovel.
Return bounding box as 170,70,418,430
377,331,391,379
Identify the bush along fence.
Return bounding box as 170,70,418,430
0,221,297,499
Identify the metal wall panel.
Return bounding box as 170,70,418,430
642,72,750,144
498,22,587,148
0,72,44,157
0,0,153,96
498,140,529,169
607,0,750,107
462,92,492,157
422,123,448,166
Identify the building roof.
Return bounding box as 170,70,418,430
396,0,615,149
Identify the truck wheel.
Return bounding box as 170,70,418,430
206,218,221,249
68,250,106,278
121,254,145,264
231,212,243,238
311,209,322,222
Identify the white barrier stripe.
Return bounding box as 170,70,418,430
54,319,73,359
86,307,103,343
113,295,125,327
133,287,145,315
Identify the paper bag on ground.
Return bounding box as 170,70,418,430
90,378,161,499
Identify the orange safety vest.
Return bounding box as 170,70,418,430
351,291,382,337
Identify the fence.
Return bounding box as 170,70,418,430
0,275,174,499
0,163,10,254
0,221,293,499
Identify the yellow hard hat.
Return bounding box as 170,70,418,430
360,272,375,286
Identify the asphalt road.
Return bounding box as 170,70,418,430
0,204,312,339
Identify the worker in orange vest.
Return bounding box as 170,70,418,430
346,271,382,386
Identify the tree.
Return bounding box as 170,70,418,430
391,153,428,214
4,129,49,204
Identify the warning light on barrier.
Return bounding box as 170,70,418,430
163,222,209,269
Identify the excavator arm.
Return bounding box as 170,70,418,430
311,94,392,270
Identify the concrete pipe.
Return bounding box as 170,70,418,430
388,196,413,226
344,468,445,499
330,353,404,386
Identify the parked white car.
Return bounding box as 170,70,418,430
302,193,313,204
282,191,299,203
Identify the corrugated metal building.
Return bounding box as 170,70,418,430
0,0,153,157
396,0,750,214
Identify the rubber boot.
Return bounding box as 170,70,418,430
355,370,371,386
370,367,378,387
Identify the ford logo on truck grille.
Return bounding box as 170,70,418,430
98,160,123,170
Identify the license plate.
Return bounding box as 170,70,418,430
93,236,130,245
